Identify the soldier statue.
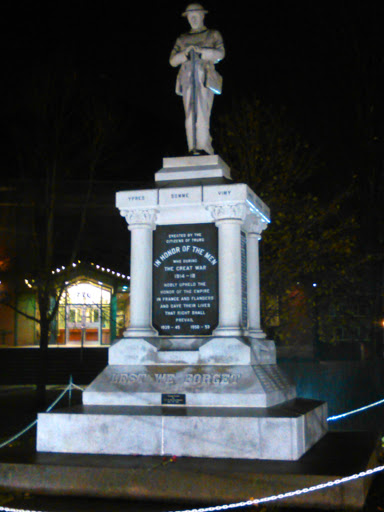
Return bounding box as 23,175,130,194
170,3,225,155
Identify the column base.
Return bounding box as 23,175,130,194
247,329,267,339
123,327,158,337
213,326,244,337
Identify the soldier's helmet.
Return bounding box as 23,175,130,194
182,3,209,17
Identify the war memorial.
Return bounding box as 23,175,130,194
36,3,327,462
30,4,378,508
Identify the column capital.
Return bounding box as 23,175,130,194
206,203,247,224
121,209,157,230
244,215,269,238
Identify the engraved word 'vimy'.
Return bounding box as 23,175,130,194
37,3,328,463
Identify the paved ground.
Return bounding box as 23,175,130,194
0,386,383,512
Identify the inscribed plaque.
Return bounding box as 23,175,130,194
153,224,218,336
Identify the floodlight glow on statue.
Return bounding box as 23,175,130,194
170,3,225,155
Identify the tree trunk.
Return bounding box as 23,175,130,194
36,318,50,411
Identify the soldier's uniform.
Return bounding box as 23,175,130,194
170,26,225,154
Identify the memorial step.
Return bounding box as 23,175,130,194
37,398,327,461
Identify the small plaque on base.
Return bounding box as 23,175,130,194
162,394,186,405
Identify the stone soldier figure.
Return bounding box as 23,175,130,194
170,3,225,155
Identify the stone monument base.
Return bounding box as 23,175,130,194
79,336,294,408
36,155,329,462
37,336,327,461
37,398,327,460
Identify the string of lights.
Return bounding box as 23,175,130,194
49,261,130,280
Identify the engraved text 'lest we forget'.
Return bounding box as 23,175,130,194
110,372,241,385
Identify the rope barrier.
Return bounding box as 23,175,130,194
0,420,37,451
166,465,384,512
1,383,383,451
0,507,47,512
45,385,71,413
0,507,45,512
0,384,384,512
327,397,384,422
0,382,76,450
0,465,383,512
69,383,85,392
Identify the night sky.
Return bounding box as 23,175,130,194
2,0,383,187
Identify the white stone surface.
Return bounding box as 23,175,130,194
82,363,295,407
121,209,158,337
169,8,224,155
198,337,251,364
43,158,327,464
209,209,244,336
116,172,271,340
155,204,213,225
116,189,158,210
156,350,200,365
156,156,231,181
107,336,275,366
37,400,327,460
36,157,330,464
117,182,270,234
109,338,158,365
246,231,262,335
159,186,203,206
37,409,162,455
204,183,270,223
250,338,276,365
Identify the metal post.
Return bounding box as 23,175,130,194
80,306,85,363
68,374,73,407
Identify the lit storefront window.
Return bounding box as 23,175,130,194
57,280,112,346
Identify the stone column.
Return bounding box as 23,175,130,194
246,218,267,338
121,209,158,337
207,204,246,336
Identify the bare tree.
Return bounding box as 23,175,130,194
0,69,119,407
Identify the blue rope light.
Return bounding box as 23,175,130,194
0,465,383,512
0,383,75,450
0,386,384,512
327,397,384,422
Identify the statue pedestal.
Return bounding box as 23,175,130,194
37,156,327,460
